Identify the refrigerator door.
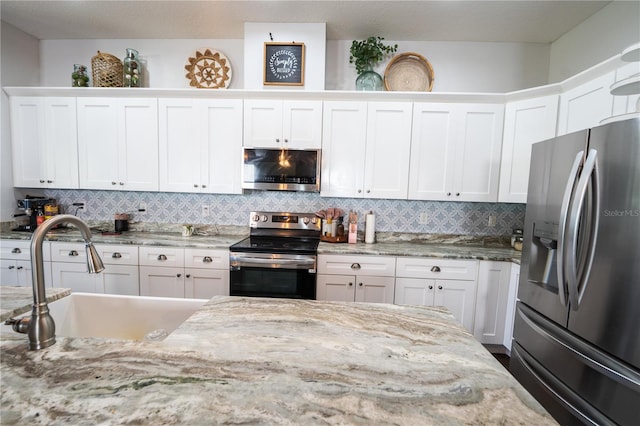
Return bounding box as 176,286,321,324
567,118,640,370
518,129,589,326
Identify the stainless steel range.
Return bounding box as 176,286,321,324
229,212,321,299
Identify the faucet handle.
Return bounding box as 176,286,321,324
5,317,30,334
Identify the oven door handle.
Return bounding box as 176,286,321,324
230,256,316,271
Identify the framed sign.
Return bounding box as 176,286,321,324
263,42,305,86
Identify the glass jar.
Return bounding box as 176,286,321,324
71,64,89,87
355,65,384,91
123,48,142,87
511,228,524,248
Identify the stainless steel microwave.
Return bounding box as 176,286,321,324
242,148,321,192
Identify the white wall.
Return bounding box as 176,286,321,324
0,22,40,222
39,37,549,93
549,1,640,83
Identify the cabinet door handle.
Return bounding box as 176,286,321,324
446,192,451,196
350,263,361,270
428,285,433,290
119,182,124,186
177,273,182,278
47,180,53,184
17,266,23,270
202,184,207,189
111,181,117,185
11,248,21,254
455,193,460,196
69,250,79,257
112,252,122,259
358,282,363,287
357,189,362,193
193,184,199,188
202,256,213,263
430,266,441,273
366,190,371,194
438,285,443,290
186,274,191,278
40,179,45,183
284,139,288,144
348,282,353,287
157,254,167,261
8,266,15,270
275,138,280,143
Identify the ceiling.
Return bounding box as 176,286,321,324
1,0,612,43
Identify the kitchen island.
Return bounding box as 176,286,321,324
1,290,555,425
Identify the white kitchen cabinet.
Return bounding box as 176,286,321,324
321,101,412,199
498,95,559,203
316,254,396,303
473,261,512,345
503,263,520,351
0,240,47,287
557,71,616,135
10,96,79,189
184,248,229,299
50,242,139,295
243,99,322,148
408,103,504,202
159,98,243,194
77,97,158,191
139,246,185,298
395,257,478,332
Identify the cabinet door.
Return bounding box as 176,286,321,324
316,274,355,302
408,103,458,200
364,102,412,199
320,101,367,197
243,100,283,147
51,262,100,293
44,97,79,189
158,99,204,192
433,280,476,333
139,266,185,298
77,98,119,189
1,260,20,286
557,72,615,135
394,277,435,306
454,104,504,202
473,261,512,344
317,254,396,277
282,100,322,149
117,98,158,191
185,268,229,299
354,276,395,304
504,264,521,350
203,99,243,194
10,97,47,188
499,95,559,203
102,264,139,296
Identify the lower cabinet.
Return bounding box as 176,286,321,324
473,261,512,345
139,246,228,299
316,254,395,303
395,257,478,333
0,240,47,287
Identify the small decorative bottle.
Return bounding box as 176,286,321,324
71,64,89,87
123,48,142,87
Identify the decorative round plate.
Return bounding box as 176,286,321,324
185,48,232,89
384,52,434,92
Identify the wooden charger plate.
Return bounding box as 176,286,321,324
384,52,434,92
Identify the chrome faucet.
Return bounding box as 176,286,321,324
5,215,104,350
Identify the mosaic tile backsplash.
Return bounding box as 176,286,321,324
43,190,525,236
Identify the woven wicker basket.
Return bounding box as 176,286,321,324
91,51,123,87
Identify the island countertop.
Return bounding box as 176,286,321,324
1,292,555,425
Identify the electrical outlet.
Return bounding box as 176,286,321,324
202,204,210,217
488,214,497,227
138,202,147,213
72,201,86,214
419,212,429,225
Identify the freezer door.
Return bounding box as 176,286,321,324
567,118,640,370
511,302,640,426
518,130,589,326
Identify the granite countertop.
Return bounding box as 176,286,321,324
0,291,555,425
1,229,521,264
0,287,71,322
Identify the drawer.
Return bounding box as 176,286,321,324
50,242,87,263
396,257,478,281
184,248,229,269
0,240,33,261
95,244,138,266
317,254,396,277
139,246,184,267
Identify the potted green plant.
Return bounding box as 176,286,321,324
349,36,398,91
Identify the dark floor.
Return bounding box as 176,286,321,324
492,353,511,370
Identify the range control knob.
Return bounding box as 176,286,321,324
302,216,310,225
261,215,269,222
311,217,318,224
252,214,260,222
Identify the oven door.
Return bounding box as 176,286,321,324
229,252,317,299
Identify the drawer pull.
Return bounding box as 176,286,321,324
430,266,441,273
8,265,15,270
112,252,122,259
17,266,23,270
186,274,191,278
351,263,361,270
438,285,443,290
202,256,213,263
177,273,182,278
11,248,21,254
428,285,433,290
348,282,353,287
157,254,168,261
358,282,363,287
69,250,79,257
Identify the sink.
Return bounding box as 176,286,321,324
47,293,207,340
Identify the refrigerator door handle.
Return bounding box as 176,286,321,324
566,149,600,309
557,151,584,307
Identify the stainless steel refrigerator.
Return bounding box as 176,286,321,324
511,117,640,425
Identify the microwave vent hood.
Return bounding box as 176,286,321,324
242,148,321,192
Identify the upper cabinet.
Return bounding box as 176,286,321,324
77,97,159,191
321,101,412,199
244,99,322,148
408,103,504,202
10,96,79,189
557,71,615,136
498,95,559,203
158,98,242,194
